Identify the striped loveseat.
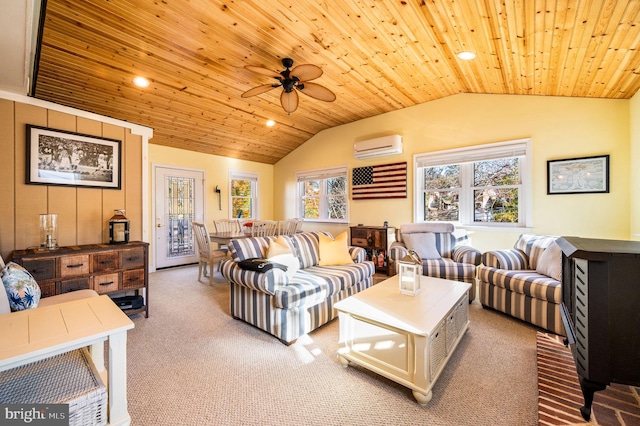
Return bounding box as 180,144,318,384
477,234,564,335
220,231,375,344
389,223,481,301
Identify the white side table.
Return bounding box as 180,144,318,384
0,295,134,425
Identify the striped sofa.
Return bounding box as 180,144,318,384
220,231,375,344
477,234,564,335
389,223,481,301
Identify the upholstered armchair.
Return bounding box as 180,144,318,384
389,223,481,301
477,234,564,335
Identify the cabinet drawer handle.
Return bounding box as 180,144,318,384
128,277,139,282
99,260,111,264
66,263,84,268
99,281,114,286
126,257,139,262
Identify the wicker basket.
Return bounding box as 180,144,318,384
0,349,107,426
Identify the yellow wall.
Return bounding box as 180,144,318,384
630,91,640,241
0,97,146,261
274,93,631,252
3,92,634,261
147,144,273,268
148,144,274,225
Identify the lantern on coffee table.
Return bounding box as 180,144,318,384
398,252,422,296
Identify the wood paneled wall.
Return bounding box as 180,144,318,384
0,98,143,261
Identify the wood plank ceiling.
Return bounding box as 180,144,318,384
34,0,640,164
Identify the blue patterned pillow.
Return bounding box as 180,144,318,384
1,262,41,311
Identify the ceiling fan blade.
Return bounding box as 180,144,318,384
241,84,277,98
245,65,281,78
297,82,336,102
280,90,299,113
291,64,323,81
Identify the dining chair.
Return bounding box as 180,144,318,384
213,219,241,233
250,220,278,237
213,219,241,252
293,218,304,233
277,219,298,236
192,221,227,285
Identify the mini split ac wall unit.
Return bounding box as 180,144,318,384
353,135,403,159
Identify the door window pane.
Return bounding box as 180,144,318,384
166,176,195,257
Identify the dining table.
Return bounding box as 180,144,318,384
209,231,251,248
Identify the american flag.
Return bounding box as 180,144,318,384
352,162,407,200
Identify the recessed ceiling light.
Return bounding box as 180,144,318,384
133,76,150,88
457,51,476,60
266,119,275,127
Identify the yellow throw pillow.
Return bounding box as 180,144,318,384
266,236,293,257
266,236,300,278
318,232,354,266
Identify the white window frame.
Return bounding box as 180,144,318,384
296,166,349,223
414,138,532,229
229,170,258,219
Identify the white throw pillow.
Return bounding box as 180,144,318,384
403,232,441,260
267,253,300,279
266,236,300,279
536,241,562,281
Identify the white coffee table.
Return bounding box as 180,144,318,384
335,275,471,405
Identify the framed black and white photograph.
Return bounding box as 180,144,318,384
547,154,609,195
26,125,122,189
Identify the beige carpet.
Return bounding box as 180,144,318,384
125,266,539,426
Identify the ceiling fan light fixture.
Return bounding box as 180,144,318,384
243,57,335,114
266,119,275,127
457,51,476,60
133,76,150,88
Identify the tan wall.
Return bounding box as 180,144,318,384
0,98,144,261
630,91,640,241
274,93,632,252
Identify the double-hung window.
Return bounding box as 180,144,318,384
230,170,258,219
415,139,531,227
296,166,348,222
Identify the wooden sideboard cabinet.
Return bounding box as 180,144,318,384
10,241,149,318
350,226,396,275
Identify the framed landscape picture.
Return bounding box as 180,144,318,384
547,155,609,195
26,125,122,189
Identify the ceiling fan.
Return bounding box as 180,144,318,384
241,58,336,114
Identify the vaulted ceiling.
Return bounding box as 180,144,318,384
31,0,640,164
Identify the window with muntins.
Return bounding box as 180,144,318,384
230,170,258,219
297,166,348,222
415,139,531,227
